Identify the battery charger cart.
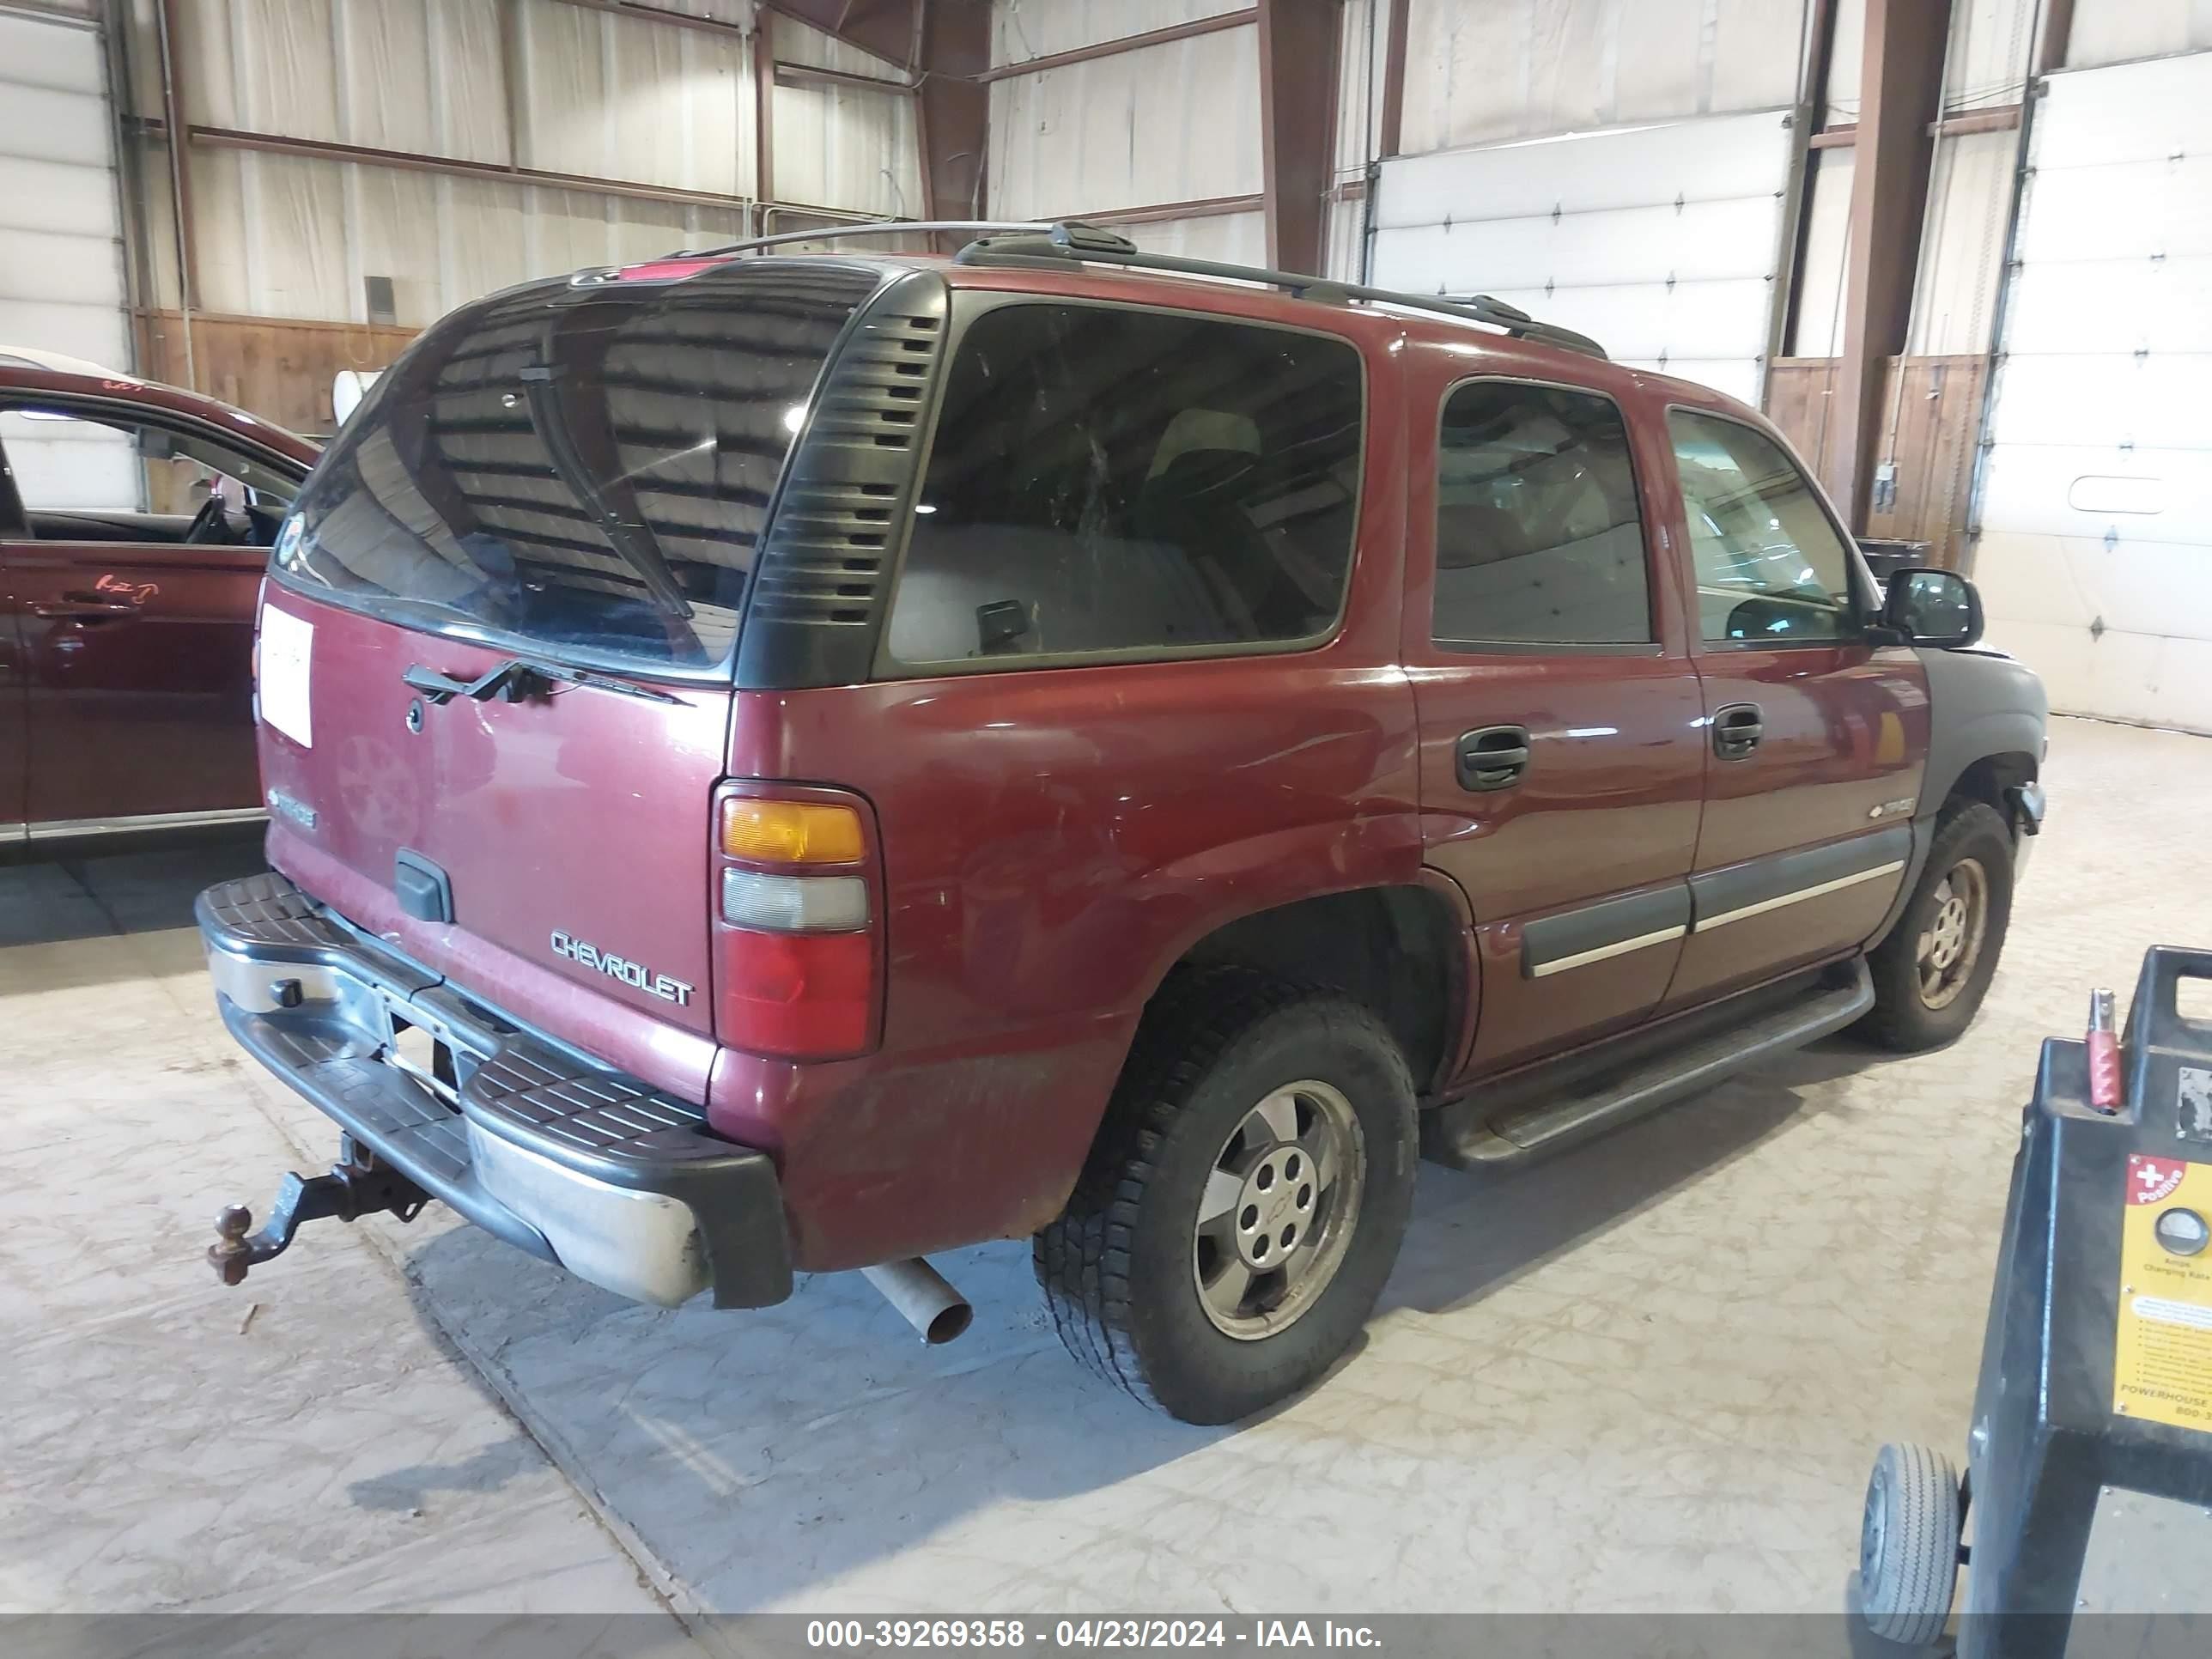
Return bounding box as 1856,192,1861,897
1855,946,2212,1655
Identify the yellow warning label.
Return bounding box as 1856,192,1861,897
2115,1154,2212,1433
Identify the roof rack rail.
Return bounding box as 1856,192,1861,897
661,216,1607,361
677,219,1057,260
955,223,1607,360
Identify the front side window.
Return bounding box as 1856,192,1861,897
1668,409,1858,644
883,301,1364,667
0,403,299,546
1432,381,1650,646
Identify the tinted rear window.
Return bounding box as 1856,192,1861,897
884,301,1364,667
276,261,880,674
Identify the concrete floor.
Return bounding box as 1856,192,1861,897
4,714,2209,1627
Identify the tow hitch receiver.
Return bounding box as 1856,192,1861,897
207,1135,429,1285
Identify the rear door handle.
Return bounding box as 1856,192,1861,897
1712,702,1764,759
1456,724,1533,792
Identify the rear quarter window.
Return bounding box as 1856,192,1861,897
882,301,1364,670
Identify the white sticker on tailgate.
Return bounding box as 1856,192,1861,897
258,605,313,748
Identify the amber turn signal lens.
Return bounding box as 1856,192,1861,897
720,799,865,864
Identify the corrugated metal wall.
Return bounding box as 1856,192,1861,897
114,0,921,425
1395,0,1804,154
986,0,1261,262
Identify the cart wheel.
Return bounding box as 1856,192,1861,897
1858,1443,1963,1647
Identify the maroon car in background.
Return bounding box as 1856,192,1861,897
0,349,319,849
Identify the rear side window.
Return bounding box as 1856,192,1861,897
1431,381,1650,646
883,301,1363,667
276,261,880,675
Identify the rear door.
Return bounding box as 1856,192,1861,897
0,397,295,832
256,259,882,1087
1662,406,1929,1008
1407,368,1706,1079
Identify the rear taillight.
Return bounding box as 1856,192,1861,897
711,787,882,1060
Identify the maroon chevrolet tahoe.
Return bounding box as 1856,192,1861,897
199,223,2046,1424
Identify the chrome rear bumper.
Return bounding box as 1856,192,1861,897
198,873,790,1309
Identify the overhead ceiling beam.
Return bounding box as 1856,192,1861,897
1257,0,1337,275
975,9,1255,83
1829,0,1954,524
916,0,989,228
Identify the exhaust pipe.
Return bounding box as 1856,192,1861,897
862,1257,972,1345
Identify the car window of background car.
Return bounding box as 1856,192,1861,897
1668,409,1856,644
1431,381,1650,647
883,301,1364,668
0,404,299,525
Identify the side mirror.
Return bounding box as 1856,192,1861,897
1881,567,1983,649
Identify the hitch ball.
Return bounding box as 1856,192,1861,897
209,1204,257,1286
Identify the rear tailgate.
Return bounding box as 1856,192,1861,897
254,258,884,1091
258,587,727,1044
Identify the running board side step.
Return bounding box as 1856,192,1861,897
1423,959,1874,1168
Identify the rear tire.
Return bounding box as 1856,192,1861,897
1860,802,2014,1052
1034,968,1418,1425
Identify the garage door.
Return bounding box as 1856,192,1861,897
0,5,128,369
1974,52,2212,734
1368,110,1794,406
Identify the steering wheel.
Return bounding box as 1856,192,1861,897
182,494,232,544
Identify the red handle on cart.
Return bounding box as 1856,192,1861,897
2087,989,2121,1112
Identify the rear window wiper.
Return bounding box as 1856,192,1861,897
403,656,682,707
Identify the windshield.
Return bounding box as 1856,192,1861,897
274,260,883,674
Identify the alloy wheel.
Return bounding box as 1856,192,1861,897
1916,857,1989,1011
1191,1079,1366,1340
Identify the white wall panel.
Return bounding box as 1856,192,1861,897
2068,0,2212,70
1827,0,1865,124
1130,210,1267,264
1905,127,2016,355
1370,110,1793,399
119,0,923,339
0,8,127,372
1790,148,1854,356
1400,0,1807,154
988,25,1261,219
1976,51,2212,733
989,0,1249,67
1947,0,2039,109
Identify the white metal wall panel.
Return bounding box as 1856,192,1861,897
2067,0,2212,70
1131,210,1267,265
989,0,1248,66
0,9,127,365
771,21,921,217
1976,52,2212,732
1370,111,1794,404
1399,0,1805,155
988,25,1261,220
1906,127,2018,356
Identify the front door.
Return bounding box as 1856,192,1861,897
0,399,299,834
1408,373,1707,1080
1661,405,1929,1009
